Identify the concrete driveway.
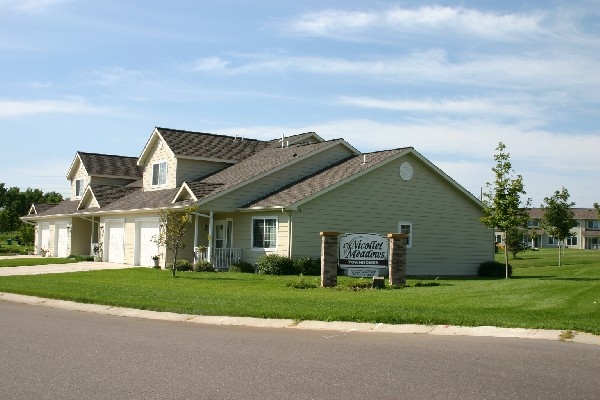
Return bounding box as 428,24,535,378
0,256,138,276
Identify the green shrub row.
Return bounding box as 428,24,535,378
257,255,321,276
169,259,217,272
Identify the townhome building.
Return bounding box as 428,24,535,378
23,127,493,275
495,208,600,250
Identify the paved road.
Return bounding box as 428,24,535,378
1,301,599,400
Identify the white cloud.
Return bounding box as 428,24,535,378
283,6,544,40
0,99,108,117
337,96,541,120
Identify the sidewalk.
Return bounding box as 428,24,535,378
1,258,599,346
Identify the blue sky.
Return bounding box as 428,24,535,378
1,0,598,207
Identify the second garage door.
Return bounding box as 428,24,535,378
105,221,125,264
137,220,160,267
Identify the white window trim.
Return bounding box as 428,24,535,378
398,221,413,248
151,160,168,187
75,178,85,198
251,216,278,251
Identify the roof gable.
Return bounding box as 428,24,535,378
138,127,272,166
67,152,142,180
242,148,481,210
193,139,359,205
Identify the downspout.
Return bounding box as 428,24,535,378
287,210,293,258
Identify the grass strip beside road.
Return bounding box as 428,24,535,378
0,258,78,268
0,249,599,335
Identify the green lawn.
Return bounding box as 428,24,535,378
0,258,78,268
0,248,599,335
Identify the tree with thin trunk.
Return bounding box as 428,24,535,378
152,205,198,277
480,143,531,278
541,188,577,267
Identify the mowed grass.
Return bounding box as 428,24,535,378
0,249,599,335
0,258,78,268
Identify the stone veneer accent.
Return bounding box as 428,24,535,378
388,233,408,286
320,232,339,287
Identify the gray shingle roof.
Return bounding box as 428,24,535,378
243,148,407,208
99,188,194,211
157,127,272,161
78,152,142,178
191,140,348,201
529,208,599,220
86,185,141,208
31,203,58,214
27,200,80,217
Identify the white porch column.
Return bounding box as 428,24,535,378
207,210,214,263
193,214,199,264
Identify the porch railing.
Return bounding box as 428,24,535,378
211,248,242,269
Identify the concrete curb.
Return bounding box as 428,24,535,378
2,292,599,346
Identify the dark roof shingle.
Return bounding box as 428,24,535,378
157,127,272,161
78,152,142,178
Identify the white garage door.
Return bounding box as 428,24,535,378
106,222,125,264
56,224,69,258
138,221,160,267
39,224,50,254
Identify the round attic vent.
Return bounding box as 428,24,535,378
399,162,413,181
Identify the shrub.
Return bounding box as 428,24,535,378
228,261,255,273
286,274,318,289
294,257,320,276
174,259,194,271
478,260,512,278
194,260,216,272
257,254,296,275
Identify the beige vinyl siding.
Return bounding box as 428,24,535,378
226,211,290,265
175,159,232,186
71,217,93,255
290,153,492,276
202,144,355,212
142,139,177,191
71,164,89,200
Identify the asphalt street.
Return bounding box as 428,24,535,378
1,301,599,400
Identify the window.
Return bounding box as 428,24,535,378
566,236,578,246
586,220,600,229
495,234,503,244
527,219,540,228
548,237,558,245
252,217,277,249
152,161,167,186
398,222,412,248
75,179,85,198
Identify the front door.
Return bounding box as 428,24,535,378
213,220,233,268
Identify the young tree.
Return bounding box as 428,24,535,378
480,143,531,278
505,226,528,259
152,205,197,277
541,188,577,266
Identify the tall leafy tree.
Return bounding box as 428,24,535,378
0,183,63,232
152,205,197,277
594,203,600,218
480,143,531,278
541,188,577,266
